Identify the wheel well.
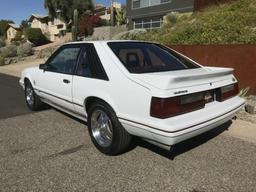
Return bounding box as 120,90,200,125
24,77,30,85
85,97,112,113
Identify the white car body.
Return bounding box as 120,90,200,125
20,41,245,151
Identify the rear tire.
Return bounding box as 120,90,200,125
25,81,45,111
88,101,132,155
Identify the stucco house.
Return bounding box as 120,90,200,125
94,2,122,21
6,24,20,42
126,0,194,29
28,14,67,42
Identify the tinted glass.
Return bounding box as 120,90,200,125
76,48,92,77
75,44,108,80
47,47,80,74
108,42,200,73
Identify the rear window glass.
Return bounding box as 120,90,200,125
108,42,200,73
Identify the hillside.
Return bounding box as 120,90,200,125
120,0,256,44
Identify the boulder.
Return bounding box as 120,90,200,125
245,99,256,114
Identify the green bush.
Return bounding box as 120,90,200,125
0,55,5,66
0,37,5,48
17,42,33,57
112,29,147,40
163,12,178,27
0,45,17,57
99,19,110,26
24,28,50,46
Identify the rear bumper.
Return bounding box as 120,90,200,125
120,96,245,146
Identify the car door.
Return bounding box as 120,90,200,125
36,44,81,112
72,43,109,117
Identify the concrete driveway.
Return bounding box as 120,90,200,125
0,73,255,191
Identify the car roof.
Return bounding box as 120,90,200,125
64,40,156,45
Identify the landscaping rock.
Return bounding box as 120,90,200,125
250,95,256,101
235,96,256,123
236,107,256,124
245,100,256,114
5,58,18,65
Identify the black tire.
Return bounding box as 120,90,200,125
88,101,132,155
24,81,45,111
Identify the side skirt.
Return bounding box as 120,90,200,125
40,97,87,122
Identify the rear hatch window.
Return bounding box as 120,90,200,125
108,42,200,74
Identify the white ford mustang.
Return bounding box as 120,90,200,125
20,40,244,155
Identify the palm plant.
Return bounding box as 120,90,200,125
115,8,126,26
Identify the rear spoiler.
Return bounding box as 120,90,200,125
172,67,234,83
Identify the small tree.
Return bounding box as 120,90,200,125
0,19,14,37
0,37,5,48
44,0,94,24
79,15,101,37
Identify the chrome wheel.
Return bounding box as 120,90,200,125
91,109,113,147
26,86,34,106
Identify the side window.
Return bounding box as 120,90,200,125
75,44,108,80
76,48,92,77
47,46,80,74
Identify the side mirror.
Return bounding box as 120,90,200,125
39,64,47,70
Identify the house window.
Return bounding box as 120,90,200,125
133,17,163,29
132,0,171,9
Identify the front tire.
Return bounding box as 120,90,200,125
25,81,45,111
88,101,132,155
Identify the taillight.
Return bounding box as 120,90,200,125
218,83,239,102
150,92,206,119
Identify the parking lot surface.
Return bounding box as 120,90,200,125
0,73,256,192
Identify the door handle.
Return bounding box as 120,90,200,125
63,79,70,84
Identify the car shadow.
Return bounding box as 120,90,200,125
130,121,232,159
52,107,232,159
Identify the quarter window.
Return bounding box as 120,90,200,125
47,46,80,74
75,44,108,80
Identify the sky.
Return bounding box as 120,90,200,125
0,0,125,24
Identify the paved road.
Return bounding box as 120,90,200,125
0,73,255,192
0,110,255,191
0,73,33,119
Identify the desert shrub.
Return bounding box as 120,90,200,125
0,37,5,48
0,45,17,57
163,12,178,26
99,19,110,26
24,28,49,46
0,55,5,66
37,47,56,59
112,29,147,40
17,42,33,57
